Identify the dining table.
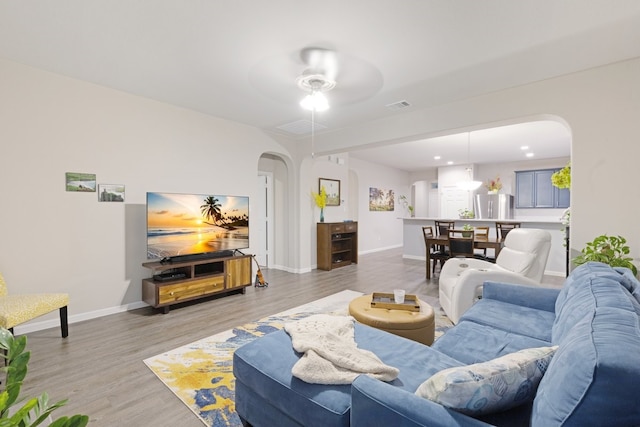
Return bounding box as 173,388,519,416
425,235,503,280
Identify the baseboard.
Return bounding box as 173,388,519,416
359,244,402,255
267,264,312,274
14,301,149,335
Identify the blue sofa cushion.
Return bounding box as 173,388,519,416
460,298,555,342
416,346,558,415
432,319,551,365
233,322,462,427
534,263,640,426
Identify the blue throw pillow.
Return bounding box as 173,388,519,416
415,346,558,415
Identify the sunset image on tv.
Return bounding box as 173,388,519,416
146,192,249,259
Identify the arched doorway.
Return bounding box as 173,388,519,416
257,152,291,269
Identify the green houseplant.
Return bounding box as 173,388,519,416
398,195,414,217
462,224,473,237
0,328,89,427
458,208,474,219
573,235,637,276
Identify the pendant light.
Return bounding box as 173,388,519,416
457,132,483,191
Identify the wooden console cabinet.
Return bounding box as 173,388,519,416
142,254,251,313
317,222,358,271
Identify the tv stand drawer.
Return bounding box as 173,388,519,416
158,276,225,304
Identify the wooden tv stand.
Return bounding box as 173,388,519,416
142,254,251,313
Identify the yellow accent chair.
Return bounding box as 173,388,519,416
0,273,69,337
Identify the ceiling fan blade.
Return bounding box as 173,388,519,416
300,47,338,81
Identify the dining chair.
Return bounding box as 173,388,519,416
422,226,449,277
433,221,455,275
496,222,521,241
447,229,475,258
473,226,490,258
434,220,455,237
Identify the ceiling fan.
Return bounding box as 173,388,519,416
248,46,383,111
295,47,337,111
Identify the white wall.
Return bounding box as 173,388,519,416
349,157,411,254
0,59,291,332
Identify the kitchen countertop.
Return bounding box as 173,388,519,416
402,217,563,224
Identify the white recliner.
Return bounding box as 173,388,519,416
439,228,552,324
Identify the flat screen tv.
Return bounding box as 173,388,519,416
146,192,249,261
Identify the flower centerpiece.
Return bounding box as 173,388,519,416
462,223,473,237
485,176,502,194
312,186,327,222
551,163,571,189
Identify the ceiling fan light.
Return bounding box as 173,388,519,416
300,91,329,112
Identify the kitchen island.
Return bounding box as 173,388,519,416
402,217,567,277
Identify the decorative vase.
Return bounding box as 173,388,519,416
320,208,324,223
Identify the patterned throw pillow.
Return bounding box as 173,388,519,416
415,346,558,415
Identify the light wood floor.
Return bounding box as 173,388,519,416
20,248,563,426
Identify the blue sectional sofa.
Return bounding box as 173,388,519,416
233,262,640,426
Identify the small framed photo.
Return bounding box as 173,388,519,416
319,178,340,206
65,172,96,192
98,184,125,202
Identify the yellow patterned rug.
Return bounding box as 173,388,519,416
143,290,453,426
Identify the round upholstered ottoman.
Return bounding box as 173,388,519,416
348,294,435,345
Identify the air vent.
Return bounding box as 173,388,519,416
276,120,328,135
385,100,411,111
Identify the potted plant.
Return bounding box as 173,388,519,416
573,235,637,276
0,328,89,426
462,224,473,237
311,186,327,223
398,195,414,217
458,208,474,219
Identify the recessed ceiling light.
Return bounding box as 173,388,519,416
526,152,534,157
434,155,441,160
447,161,453,165
521,146,529,150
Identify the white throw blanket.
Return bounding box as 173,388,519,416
283,314,399,385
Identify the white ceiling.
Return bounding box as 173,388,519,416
1,1,638,170
349,120,572,172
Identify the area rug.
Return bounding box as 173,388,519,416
144,290,453,427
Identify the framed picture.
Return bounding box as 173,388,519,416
369,187,395,211
98,184,125,202
65,172,96,192
319,178,340,206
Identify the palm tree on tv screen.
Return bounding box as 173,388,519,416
201,196,222,223
201,196,236,229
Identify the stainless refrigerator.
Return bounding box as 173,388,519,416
474,194,514,219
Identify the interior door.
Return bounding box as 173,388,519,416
440,186,469,218
255,173,273,267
